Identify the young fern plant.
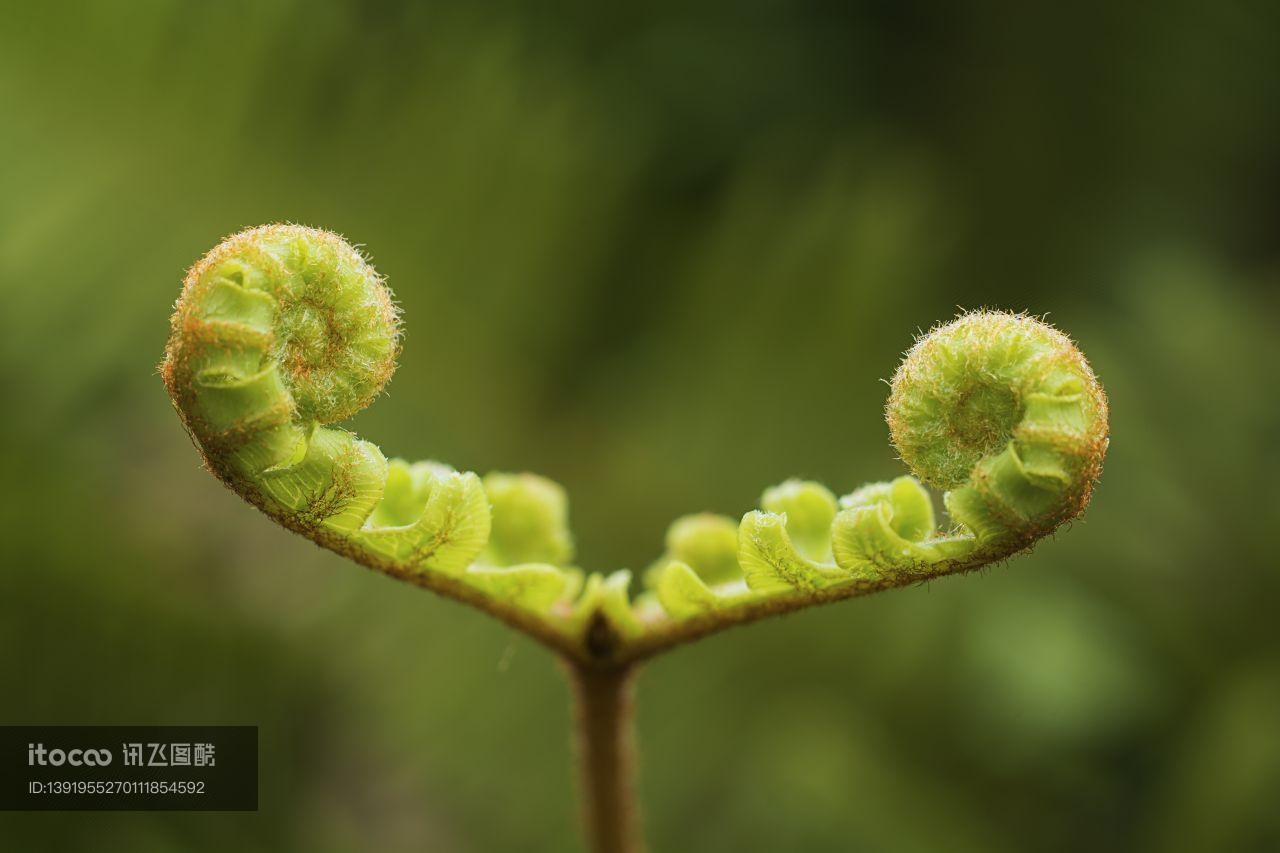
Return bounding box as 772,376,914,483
163,224,1109,853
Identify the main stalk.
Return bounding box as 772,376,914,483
568,663,642,853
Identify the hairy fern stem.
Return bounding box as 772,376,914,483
570,664,642,853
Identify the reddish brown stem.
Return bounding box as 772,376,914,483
569,663,642,853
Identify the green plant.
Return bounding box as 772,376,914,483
163,224,1109,853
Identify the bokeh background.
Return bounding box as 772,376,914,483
2,1,1278,851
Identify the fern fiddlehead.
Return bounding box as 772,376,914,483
164,225,1108,853
632,311,1108,658
164,225,1108,667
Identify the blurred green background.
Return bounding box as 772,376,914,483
2,1,1278,851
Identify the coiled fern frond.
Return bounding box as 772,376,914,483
163,225,1109,666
